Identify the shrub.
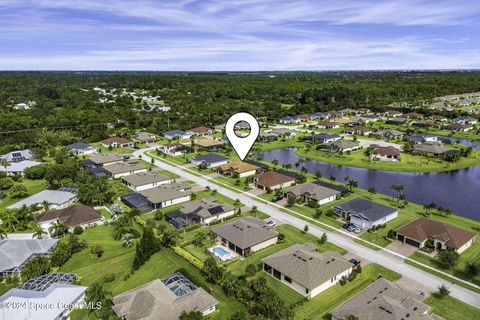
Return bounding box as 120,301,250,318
173,246,204,270
339,276,348,286
102,273,116,283
89,244,104,258
73,226,83,235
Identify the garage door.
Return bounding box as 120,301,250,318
405,237,420,247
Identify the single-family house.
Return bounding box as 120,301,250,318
404,112,424,119
212,217,278,257
344,126,373,136
271,128,296,137
316,122,341,129
166,198,236,228
0,283,87,320
333,198,398,228
194,138,224,151
112,273,218,320
443,123,474,132
412,142,449,156
86,153,124,167
0,160,42,175
296,114,312,122
385,117,406,125
262,243,352,299
430,114,448,122
311,112,331,120
396,217,477,254
369,144,401,162
359,114,381,122
216,161,259,178
191,154,230,168
188,126,213,136
279,116,301,124
122,172,172,191
158,143,191,156
163,130,192,140
103,161,147,178
101,137,134,148
122,183,192,213
317,140,360,153
284,182,341,205
0,239,57,277
65,143,97,155
132,132,157,143
371,129,405,140
385,110,403,117
253,171,296,190
8,189,77,210
214,124,225,132
1,149,33,162
452,116,478,125
303,133,341,144
36,204,104,233
330,278,438,320
407,134,439,144
259,132,278,142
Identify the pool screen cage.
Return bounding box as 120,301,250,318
162,272,197,297
19,272,77,291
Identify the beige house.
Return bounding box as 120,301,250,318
103,161,147,178
216,161,259,178
284,182,341,205
262,243,352,299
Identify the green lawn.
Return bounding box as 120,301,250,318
425,295,480,320
227,224,346,275
212,175,252,192
294,263,401,320
0,178,47,209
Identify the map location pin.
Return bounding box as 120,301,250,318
225,112,260,161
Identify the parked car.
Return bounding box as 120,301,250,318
349,258,361,266
272,195,283,202
343,222,353,229
347,225,356,232
266,220,276,227
353,227,363,234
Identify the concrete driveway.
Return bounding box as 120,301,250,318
397,277,434,300
385,240,418,257
248,188,267,196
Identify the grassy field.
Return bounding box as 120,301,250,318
294,263,401,320
0,178,47,209
425,295,480,320
63,225,246,320
212,175,252,191
227,224,347,275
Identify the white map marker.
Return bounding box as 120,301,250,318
225,112,259,161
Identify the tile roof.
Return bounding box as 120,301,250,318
101,137,132,145
218,161,259,174
212,216,278,249
254,171,295,187
138,183,191,204
397,217,477,250
36,204,103,228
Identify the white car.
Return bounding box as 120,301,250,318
266,220,276,227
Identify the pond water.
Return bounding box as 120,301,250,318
258,148,480,222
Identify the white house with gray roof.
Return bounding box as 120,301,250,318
333,198,398,229
191,153,230,168
122,172,172,191
284,182,341,206
330,278,441,320
0,239,57,277
212,217,278,257
65,142,97,155
1,149,33,162
103,161,147,178
262,243,352,299
8,189,77,210
0,160,42,175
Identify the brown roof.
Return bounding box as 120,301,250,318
316,121,340,127
36,204,103,228
194,138,224,147
346,126,372,133
254,171,295,187
101,137,132,145
218,161,259,174
189,126,212,134
370,144,401,156
397,217,477,249
296,114,311,120
405,112,424,118
387,110,402,115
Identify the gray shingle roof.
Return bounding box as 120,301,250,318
65,143,94,150
8,190,77,209
212,217,278,249
176,198,235,219
103,162,146,175
88,153,123,165
0,239,57,272
334,198,398,223
192,153,230,164
122,172,170,187
330,278,438,320
284,182,341,201
262,244,352,290
138,183,191,204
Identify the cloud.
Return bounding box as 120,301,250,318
0,0,479,69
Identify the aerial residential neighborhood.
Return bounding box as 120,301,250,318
1,2,480,320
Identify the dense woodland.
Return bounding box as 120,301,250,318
1,71,480,153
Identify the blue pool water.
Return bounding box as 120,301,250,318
213,246,230,257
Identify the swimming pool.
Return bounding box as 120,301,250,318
210,245,237,261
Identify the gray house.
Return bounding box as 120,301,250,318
333,198,398,228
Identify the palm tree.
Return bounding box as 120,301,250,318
0,226,7,239
347,179,358,191
121,233,133,248
48,221,69,238
32,227,47,239
390,184,405,201
41,200,50,212
271,158,278,167
1,210,19,232
329,175,336,182
0,158,10,173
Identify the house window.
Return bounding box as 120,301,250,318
284,276,292,284
305,288,309,294
273,269,281,280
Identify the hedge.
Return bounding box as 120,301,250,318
173,246,204,270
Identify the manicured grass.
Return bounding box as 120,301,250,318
212,175,251,191
294,263,401,320
406,240,480,293
0,178,47,209
227,224,346,275
261,274,305,307
295,144,480,172
245,210,270,219
425,295,480,320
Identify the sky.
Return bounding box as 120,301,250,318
0,0,480,70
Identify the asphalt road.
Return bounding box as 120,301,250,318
136,148,480,308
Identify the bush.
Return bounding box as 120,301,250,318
173,246,204,270
0,177,14,190
102,272,116,283
339,276,348,286
73,226,83,235
23,165,47,180
89,244,104,258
